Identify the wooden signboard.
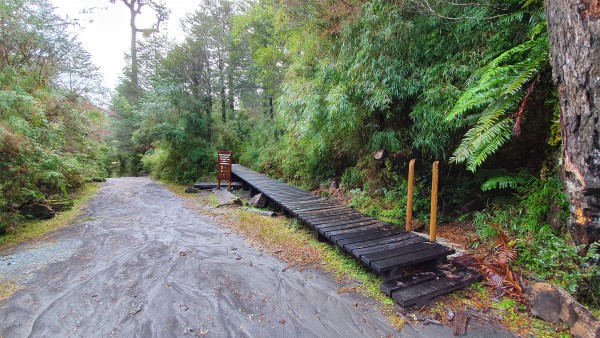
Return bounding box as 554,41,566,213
217,151,232,189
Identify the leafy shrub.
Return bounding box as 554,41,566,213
472,174,599,307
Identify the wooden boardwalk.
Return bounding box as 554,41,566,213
231,164,480,307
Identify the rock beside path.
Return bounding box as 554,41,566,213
248,193,267,208
20,202,55,220
527,282,600,338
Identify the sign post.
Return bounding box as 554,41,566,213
217,151,232,190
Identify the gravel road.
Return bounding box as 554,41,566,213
0,177,513,337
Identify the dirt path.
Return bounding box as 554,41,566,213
0,178,512,337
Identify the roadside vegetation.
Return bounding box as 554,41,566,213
1,0,598,331
0,0,110,236
167,183,570,336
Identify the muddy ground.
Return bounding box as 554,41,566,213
0,178,514,337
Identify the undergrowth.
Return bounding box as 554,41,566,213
470,174,600,310
0,182,101,250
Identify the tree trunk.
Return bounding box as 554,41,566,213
228,70,234,116
545,0,600,246
218,53,226,123
269,96,274,120
129,4,139,89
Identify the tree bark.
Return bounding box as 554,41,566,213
129,4,139,89
218,51,226,123
228,70,235,116
545,0,600,246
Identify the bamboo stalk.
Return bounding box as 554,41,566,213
406,159,415,232
429,161,439,242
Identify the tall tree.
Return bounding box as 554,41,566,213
185,0,237,123
545,0,600,247
109,0,169,90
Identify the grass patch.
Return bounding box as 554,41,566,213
0,281,25,301
0,182,102,250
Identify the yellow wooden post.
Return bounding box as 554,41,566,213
429,161,439,242
405,159,415,232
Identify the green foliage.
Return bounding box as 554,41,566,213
347,160,430,225
447,8,549,172
481,172,531,191
472,174,598,306
0,0,108,234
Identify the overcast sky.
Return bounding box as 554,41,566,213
51,0,202,90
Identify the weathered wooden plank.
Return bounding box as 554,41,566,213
361,240,440,265
380,270,445,296
337,232,407,248
326,222,395,238
328,227,400,243
370,245,454,273
390,271,480,307
302,211,366,224
315,219,382,232
296,206,355,216
352,235,427,258
307,215,375,227
298,209,359,220
452,310,468,336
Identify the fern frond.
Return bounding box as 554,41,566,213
481,175,527,191
447,19,549,172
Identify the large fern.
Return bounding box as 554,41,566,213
446,9,548,172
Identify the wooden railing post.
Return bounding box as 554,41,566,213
429,161,439,242
405,159,415,232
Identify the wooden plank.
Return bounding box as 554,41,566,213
453,310,468,336
380,270,445,296
233,164,473,307
337,232,407,248
289,204,346,213
315,219,382,232
298,209,359,220
370,245,454,273
352,235,427,258
361,240,440,265
285,200,332,208
326,223,395,239
302,211,365,224
296,206,355,216
308,215,375,227
328,226,400,242
390,271,479,307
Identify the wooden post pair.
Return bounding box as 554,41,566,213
405,160,439,242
